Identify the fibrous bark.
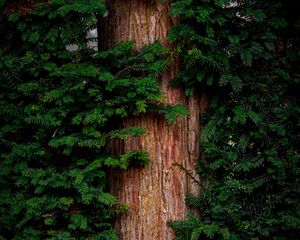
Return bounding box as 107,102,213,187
98,1,208,239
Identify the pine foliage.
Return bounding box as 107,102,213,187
0,1,178,239
1,0,299,239
168,0,300,239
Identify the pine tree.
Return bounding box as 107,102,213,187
168,0,300,239
98,1,207,239
0,1,299,240
0,1,180,239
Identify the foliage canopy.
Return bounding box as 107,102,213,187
0,0,181,239
0,0,299,240
168,0,300,239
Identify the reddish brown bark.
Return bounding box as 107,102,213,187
99,1,208,239
3,0,50,15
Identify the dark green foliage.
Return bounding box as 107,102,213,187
1,0,299,239
168,0,300,239
0,1,177,239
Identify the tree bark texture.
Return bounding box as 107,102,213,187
98,1,208,239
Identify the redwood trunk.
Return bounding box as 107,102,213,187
99,1,208,239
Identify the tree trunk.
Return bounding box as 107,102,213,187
98,1,208,239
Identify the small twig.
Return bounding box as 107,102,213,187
173,161,201,185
